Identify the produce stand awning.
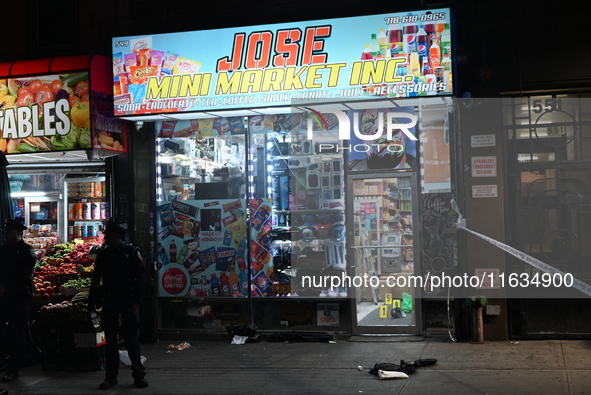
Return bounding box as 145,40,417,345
0,55,127,163
0,55,92,78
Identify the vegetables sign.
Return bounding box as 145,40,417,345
0,72,93,154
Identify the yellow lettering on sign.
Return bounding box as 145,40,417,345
240,70,263,93
216,71,242,95
304,65,323,89
325,63,346,87
261,68,286,92
283,66,306,90
392,299,401,308
379,305,388,319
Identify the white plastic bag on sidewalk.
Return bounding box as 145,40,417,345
378,370,409,380
119,350,147,365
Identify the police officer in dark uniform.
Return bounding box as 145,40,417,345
0,219,36,382
89,221,148,389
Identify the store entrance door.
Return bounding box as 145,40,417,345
347,173,420,335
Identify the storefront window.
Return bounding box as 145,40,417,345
248,113,346,298
155,118,248,299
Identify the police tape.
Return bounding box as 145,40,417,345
457,223,591,297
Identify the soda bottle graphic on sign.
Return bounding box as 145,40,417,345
429,41,441,69
158,244,169,265
229,270,241,297
402,13,418,55
435,23,446,47
409,51,421,77
183,250,199,269
377,28,389,57
368,34,381,58
239,269,248,297
223,230,232,246
210,273,221,296
220,272,231,296
202,275,212,296
169,240,177,263
416,25,429,65
387,21,403,56
360,45,373,60
422,56,431,76
424,20,436,45
177,241,189,264
440,23,452,60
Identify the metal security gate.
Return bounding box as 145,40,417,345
503,94,591,338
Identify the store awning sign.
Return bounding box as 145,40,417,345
0,72,92,154
111,9,453,116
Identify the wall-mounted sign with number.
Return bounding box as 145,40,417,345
530,98,576,147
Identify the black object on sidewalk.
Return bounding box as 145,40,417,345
369,358,437,375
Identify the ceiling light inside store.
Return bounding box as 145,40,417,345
251,107,303,115
343,100,395,110
10,191,48,198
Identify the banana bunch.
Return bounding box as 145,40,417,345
70,291,90,322
71,290,89,303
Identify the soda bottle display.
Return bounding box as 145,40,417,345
429,41,441,69
229,270,241,297
220,272,231,296
402,13,418,55
210,273,221,296
377,28,389,58
416,25,429,65
169,240,177,263
368,34,381,58
387,21,403,56
360,45,373,60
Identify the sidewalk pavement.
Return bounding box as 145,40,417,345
3,335,591,394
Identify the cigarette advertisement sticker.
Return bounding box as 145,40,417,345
111,9,453,116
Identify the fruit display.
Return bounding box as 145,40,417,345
34,262,79,282
0,73,92,154
40,300,71,312
33,277,59,298
62,277,92,289
69,291,91,322
33,241,99,297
